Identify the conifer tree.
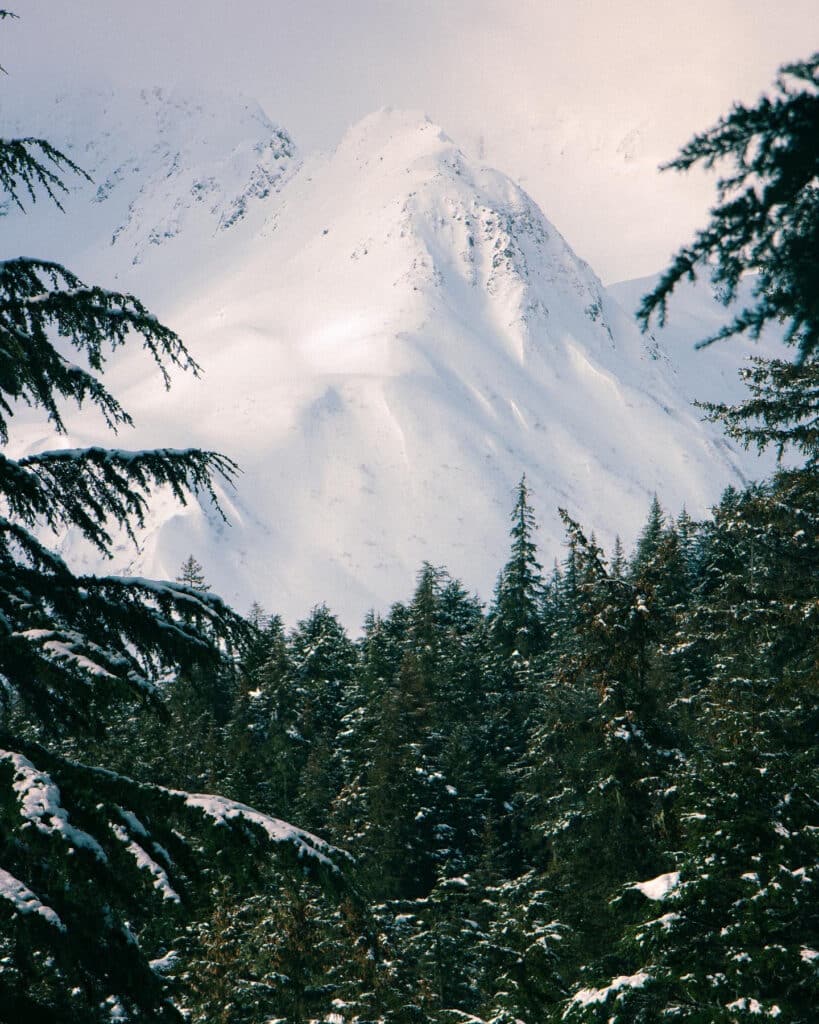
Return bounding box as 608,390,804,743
476,871,567,1024
490,475,546,659
331,566,484,901
631,493,666,573
288,604,357,830
563,54,819,1022
522,513,682,961
0,54,337,1022
176,555,209,592
610,535,626,579
564,495,819,1020
638,53,819,361
224,614,302,815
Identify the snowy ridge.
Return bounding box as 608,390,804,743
1,87,771,625
0,77,298,297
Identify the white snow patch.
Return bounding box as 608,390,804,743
725,997,763,1014
569,971,650,1008
149,950,179,974
632,870,680,900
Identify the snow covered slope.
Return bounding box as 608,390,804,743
1,84,766,625
607,274,786,411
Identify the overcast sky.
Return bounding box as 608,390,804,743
6,1,815,281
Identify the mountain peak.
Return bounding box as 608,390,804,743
2,86,762,625
337,107,452,156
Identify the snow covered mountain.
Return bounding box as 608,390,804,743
607,273,786,413
1,83,768,625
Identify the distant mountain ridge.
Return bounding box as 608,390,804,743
0,83,775,625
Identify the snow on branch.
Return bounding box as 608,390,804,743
567,971,651,1011
175,791,343,871
111,824,180,903
630,870,681,901
10,747,348,878
0,749,107,861
0,867,66,931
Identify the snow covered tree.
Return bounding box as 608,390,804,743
331,566,487,902
223,614,302,815
522,513,682,963
0,72,337,1022
288,604,357,831
178,872,360,1024
631,493,666,573
397,873,488,1018
474,870,567,1024
490,475,546,659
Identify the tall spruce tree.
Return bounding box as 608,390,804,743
490,475,546,659
288,604,357,831
0,54,337,1023
562,52,819,1024
522,513,682,963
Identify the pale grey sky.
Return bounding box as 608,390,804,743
5,1,815,281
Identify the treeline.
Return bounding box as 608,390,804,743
82,466,818,1023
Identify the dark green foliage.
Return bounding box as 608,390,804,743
564,482,819,1021
288,604,357,829
638,53,819,360
178,875,362,1024
490,475,546,658
474,871,567,1023
0,256,208,442
224,614,302,813
0,77,338,1024
522,512,682,955
700,354,819,467
631,493,665,572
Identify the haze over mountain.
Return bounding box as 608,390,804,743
10,0,815,283
1,83,778,625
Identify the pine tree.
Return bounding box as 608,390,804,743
490,475,546,659
564,57,819,1019
700,356,818,470
522,513,682,963
631,493,666,573
176,555,209,592
638,53,819,361
331,566,485,902
288,604,357,831
223,614,302,815
398,873,488,1019
610,535,626,579
0,65,337,1022
476,871,567,1024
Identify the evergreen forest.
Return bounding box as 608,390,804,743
0,23,816,1024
